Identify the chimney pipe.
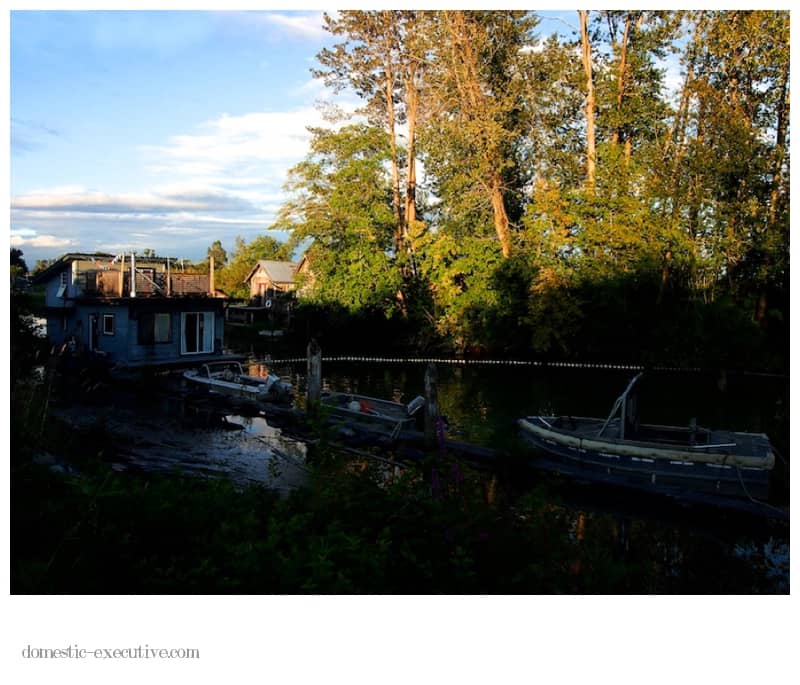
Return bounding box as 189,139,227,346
209,255,215,296
118,251,125,297
130,252,136,298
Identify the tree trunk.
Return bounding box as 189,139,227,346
445,10,514,258
381,15,404,255
657,248,672,305
611,13,633,148
754,287,769,328
579,10,596,192
403,62,420,274
755,48,790,328
491,174,513,259
404,70,418,233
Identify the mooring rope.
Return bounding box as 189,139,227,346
735,465,788,518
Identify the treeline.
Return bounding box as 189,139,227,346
269,10,788,370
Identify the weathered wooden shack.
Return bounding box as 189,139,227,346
244,260,298,305
33,252,230,369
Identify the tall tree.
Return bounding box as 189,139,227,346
578,10,597,192
668,10,790,309
316,11,431,277
421,10,537,258
206,240,227,267
11,248,28,273
273,124,401,314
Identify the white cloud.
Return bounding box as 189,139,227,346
12,187,258,214
9,182,273,263
257,12,329,41
10,232,75,248
11,101,359,262
289,76,329,98
11,228,37,238
143,108,330,181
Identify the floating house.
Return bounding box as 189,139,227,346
33,252,231,369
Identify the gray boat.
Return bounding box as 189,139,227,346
320,392,425,438
183,361,293,403
518,373,775,500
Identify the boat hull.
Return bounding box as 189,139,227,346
320,392,420,435
183,366,292,403
518,417,773,501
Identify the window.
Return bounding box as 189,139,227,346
103,314,115,336
181,312,214,355
137,312,172,345
135,268,157,294
56,270,68,297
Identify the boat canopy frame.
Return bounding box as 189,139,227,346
598,372,642,440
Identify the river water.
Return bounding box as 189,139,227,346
252,357,788,454
51,348,786,592
240,355,790,593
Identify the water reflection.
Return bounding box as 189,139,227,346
258,360,789,454
51,383,310,493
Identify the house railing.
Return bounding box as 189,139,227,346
77,270,212,298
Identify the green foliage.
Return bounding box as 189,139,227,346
215,235,291,300
32,258,55,276
206,239,228,267
11,248,28,273
12,442,777,593
277,10,788,370
275,123,402,315
10,291,49,383
5,446,593,593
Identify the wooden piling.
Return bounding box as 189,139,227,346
306,338,322,417
424,362,439,448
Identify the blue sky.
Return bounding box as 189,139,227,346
10,10,347,264
9,9,580,265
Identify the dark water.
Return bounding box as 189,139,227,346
251,359,788,453
239,356,790,593
51,379,310,493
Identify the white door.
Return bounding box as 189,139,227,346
181,312,214,354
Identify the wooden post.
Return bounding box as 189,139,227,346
424,362,439,448
306,338,322,417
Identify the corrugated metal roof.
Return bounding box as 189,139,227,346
254,260,297,283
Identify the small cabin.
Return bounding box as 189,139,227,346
33,252,229,369
244,260,298,305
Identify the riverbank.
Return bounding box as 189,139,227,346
11,366,789,594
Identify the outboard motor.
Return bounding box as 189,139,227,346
406,395,425,416
265,374,294,403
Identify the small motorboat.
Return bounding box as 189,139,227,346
518,373,775,501
183,361,293,403
320,391,425,437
